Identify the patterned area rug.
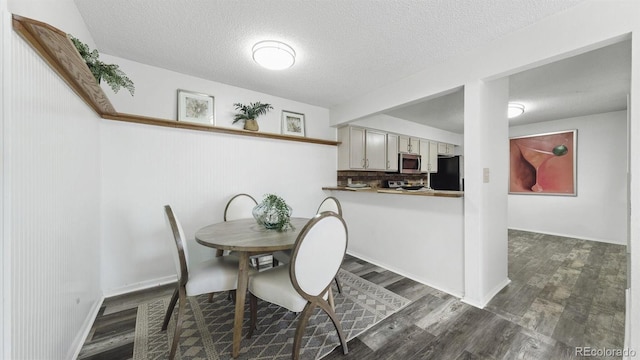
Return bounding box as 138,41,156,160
133,269,410,359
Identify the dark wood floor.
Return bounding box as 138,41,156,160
78,230,627,359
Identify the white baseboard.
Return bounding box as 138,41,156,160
508,227,626,246
346,250,464,298
103,275,176,298
462,277,511,309
69,294,105,360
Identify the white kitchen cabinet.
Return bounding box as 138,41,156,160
386,133,399,171
420,139,439,173
337,126,387,170
438,142,455,155
399,136,420,154
365,129,387,170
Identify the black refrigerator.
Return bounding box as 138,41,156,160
430,155,462,191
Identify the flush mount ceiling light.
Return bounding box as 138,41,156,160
508,103,525,118
252,40,296,70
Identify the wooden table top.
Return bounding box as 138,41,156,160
195,217,310,252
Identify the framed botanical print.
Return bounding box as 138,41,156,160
177,89,215,125
281,110,305,136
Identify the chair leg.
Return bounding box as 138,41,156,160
292,302,317,360
162,287,179,331
334,276,342,293
208,293,214,303
272,257,279,267
328,287,336,312
248,293,258,339
316,297,348,355
168,287,187,360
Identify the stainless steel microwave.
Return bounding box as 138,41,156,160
399,152,422,174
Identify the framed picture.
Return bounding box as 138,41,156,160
177,89,215,125
509,130,577,196
281,110,305,137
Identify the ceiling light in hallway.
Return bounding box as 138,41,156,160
508,103,525,118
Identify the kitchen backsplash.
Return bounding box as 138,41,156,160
337,170,428,188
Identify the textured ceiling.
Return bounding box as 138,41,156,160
385,39,631,133
74,0,586,109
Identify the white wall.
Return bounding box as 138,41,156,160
97,56,337,295
100,54,335,140
4,2,103,359
6,26,102,360
100,121,336,294
334,191,464,297
350,114,464,146
509,111,628,245
463,79,510,308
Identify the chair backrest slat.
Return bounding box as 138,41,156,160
316,196,342,216
164,205,189,286
290,213,347,297
224,193,258,221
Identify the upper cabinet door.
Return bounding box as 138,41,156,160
438,142,455,155
349,127,366,169
365,129,387,170
420,140,439,173
386,133,399,171
399,136,419,154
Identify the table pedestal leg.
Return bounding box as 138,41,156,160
232,252,250,358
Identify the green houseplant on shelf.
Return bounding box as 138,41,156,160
232,102,273,131
252,194,293,231
68,35,135,96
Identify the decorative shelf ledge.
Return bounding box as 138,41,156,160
103,113,340,145
12,14,339,147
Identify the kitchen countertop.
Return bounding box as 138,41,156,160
322,186,464,198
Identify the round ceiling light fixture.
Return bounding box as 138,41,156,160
252,40,296,70
508,102,525,118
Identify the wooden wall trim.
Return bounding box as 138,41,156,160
11,14,339,147
103,113,340,145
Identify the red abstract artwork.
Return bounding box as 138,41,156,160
509,130,576,195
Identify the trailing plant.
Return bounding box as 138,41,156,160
68,35,135,96
256,194,293,231
232,102,273,123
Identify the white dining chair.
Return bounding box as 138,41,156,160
248,212,349,360
162,205,240,360
222,193,274,270
273,196,344,293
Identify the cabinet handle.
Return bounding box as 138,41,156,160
387,160,390,169
365,159,369,168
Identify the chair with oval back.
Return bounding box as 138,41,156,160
162,205,240,360
222,193,274,270
248,212,349,359
272,196,343,293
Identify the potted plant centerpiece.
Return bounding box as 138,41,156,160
69,35,135,96
252,194,294,231
232,102,273,131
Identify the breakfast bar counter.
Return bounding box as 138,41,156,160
322,186,464,297
322,186,463,197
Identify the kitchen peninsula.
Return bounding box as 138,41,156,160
323,185,464,297
322,186,463,197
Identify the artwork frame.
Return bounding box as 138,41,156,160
509,129,577,196
177,89,215,125
281,110,306,137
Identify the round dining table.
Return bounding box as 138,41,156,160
195,217,310,359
